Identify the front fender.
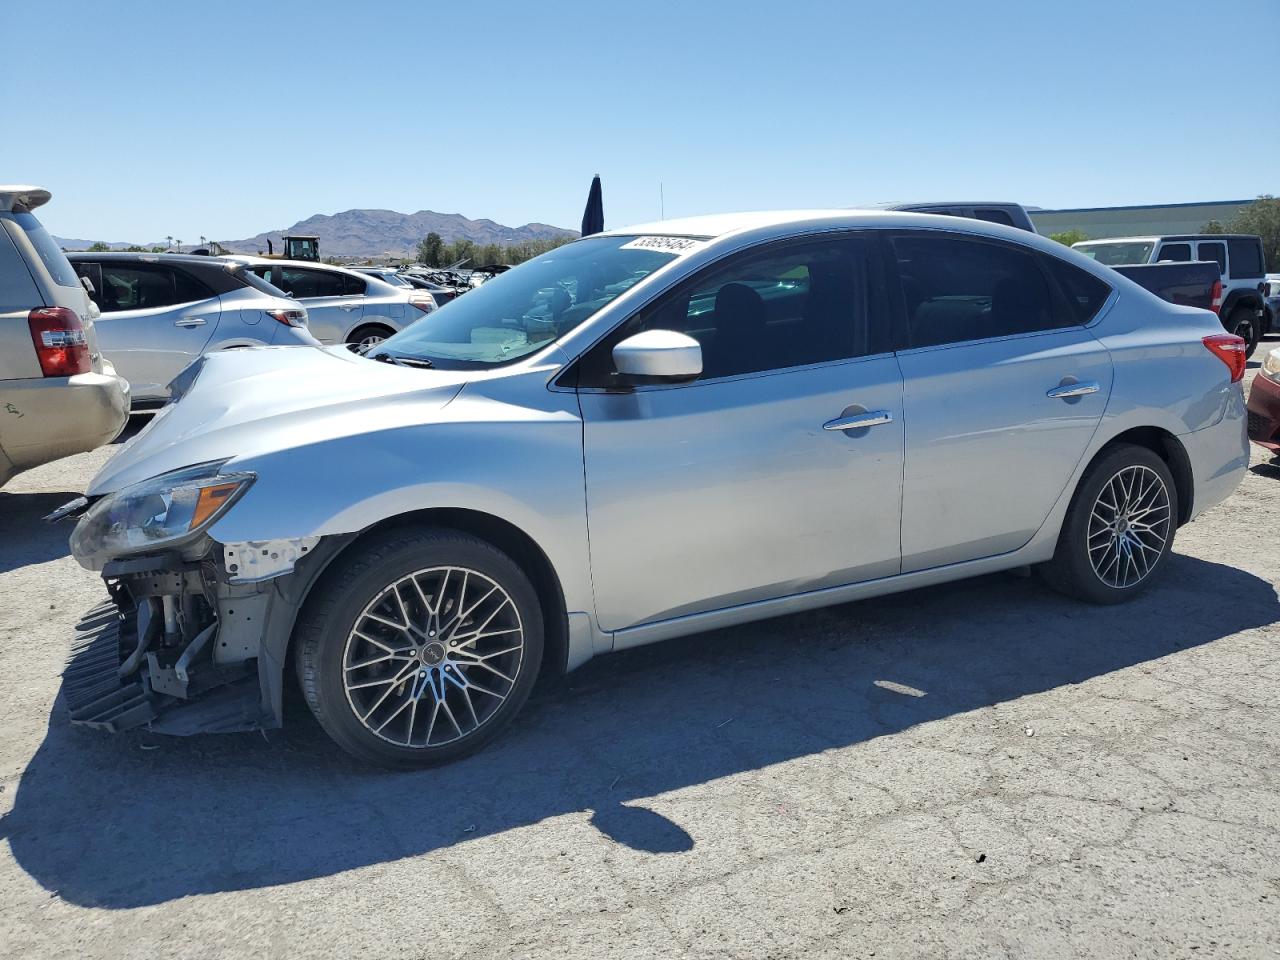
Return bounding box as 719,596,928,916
208,403,593,619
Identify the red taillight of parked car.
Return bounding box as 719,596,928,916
27,307,90,377
266,308,307,327
1209,279,1224,314
1202,333,1247,383
408,293,436,314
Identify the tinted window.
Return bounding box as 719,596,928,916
279,267,347,299
172,268,213,304
891,234,1059,348
1045,257,1112,324
342,273,367,296
973,208,1016,227
11,212,81,287
96,264,205,312
1197,242,1226,274
1227,238,1264,278
578,237,880,386
1156,243,1192,262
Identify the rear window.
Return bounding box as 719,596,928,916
10,212,81,287
1227,238,1264,278
1045,257,1113,324
236,265,289,298
973,208,1017,227
1074,241,1155,266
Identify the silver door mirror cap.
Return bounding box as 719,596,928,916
612,330,702,382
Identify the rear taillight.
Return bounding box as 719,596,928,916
1210,279,1224,314
27,307,90,377
408,293,436,314
1203,333,1247,383
266,308,307,328
1203,280,1223,313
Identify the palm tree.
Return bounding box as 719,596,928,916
165,235,173,251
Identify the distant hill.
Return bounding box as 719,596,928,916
57,207,577,257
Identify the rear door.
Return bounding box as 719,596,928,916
278,266,363,344
84,262,219,399
887,230,1114,572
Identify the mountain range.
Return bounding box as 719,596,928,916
56,208,576,257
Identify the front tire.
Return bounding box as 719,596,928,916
1040,444,1178,604
295,529,544,768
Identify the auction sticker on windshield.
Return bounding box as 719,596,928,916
620,236,708,255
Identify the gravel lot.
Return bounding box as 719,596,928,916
1,355,1278,960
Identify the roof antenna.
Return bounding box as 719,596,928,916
659,182,665,220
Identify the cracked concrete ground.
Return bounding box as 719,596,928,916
1,359,1278,960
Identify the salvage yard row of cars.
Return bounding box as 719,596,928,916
0,183,1272,767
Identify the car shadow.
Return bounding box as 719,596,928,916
0,491,80,574
1,553,1275,909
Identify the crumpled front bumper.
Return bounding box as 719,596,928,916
61,554,283,737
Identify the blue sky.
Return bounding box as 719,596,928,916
5,0,1277,242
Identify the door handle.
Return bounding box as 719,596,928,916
823,410,894,431
1046,380,1100,399
341,304,361,312
174,318,207,328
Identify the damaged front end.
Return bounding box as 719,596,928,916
56,462,341,736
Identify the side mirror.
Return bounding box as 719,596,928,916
612,330,702,384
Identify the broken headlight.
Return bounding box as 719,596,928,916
70,462,254,569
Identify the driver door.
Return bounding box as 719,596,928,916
575,235,904,637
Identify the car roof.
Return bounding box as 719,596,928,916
0,185,51,212
1076,234,1257,244
66,251,238,267
600,208,1042,242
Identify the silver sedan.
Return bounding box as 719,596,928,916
61,210,1250,766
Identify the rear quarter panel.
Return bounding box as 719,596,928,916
1091,288,1237,438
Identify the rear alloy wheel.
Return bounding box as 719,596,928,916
346,324,395,353
1228,307,1259,359
1040,443,1178,604
296,530,543,767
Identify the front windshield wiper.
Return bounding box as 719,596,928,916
370,351,434,369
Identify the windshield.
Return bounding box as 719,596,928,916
377,236,681,366
1074,241,1155,266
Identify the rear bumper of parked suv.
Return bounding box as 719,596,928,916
0,365,129,484
1247,372,1280,453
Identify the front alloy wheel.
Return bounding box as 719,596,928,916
296,530,544,767
343,566,525,748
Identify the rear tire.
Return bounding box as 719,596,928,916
346,324,395,353
1227,306,1260,358
295,529,544,768
1039,443,1178,604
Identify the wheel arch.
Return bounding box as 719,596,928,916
1088,425,1194,525
276,507,571,707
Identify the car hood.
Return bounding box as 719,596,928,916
88,345,472,496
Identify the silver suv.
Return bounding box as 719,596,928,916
68,253,316,407
59,210,1249,767
0,186,128,487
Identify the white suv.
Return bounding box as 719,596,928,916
226,257,436,350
